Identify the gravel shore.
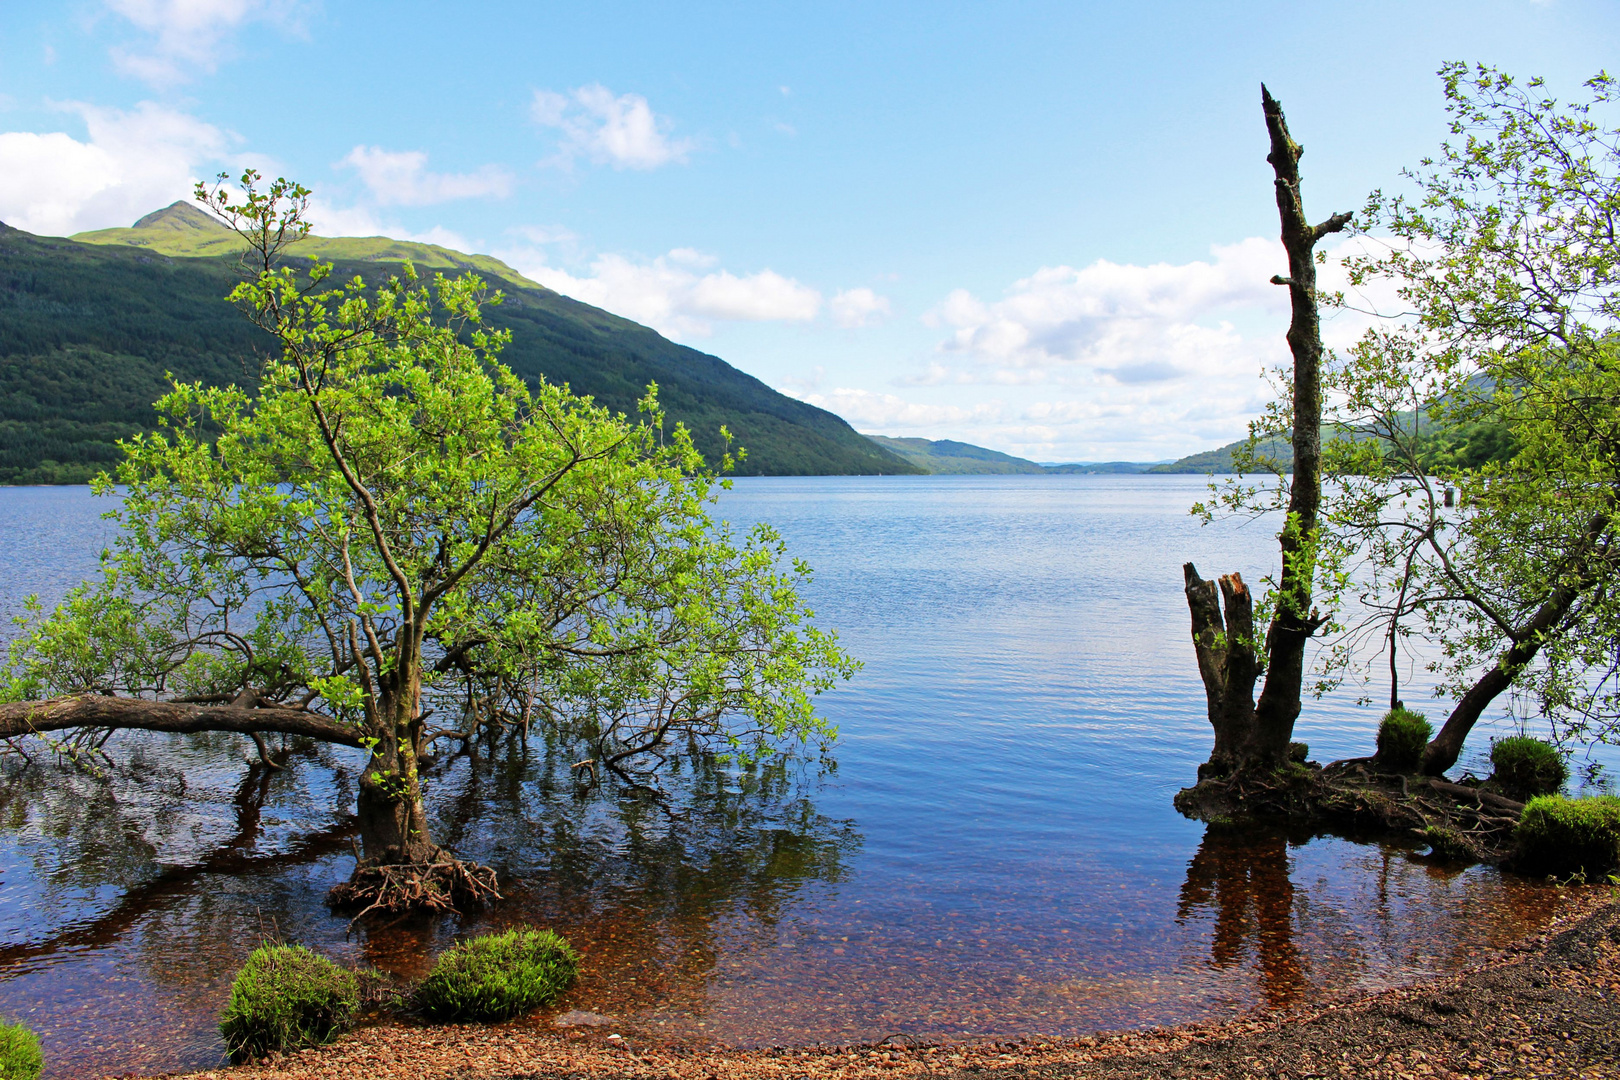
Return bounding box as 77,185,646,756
169,890,1620,1080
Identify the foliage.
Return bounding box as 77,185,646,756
0,216,913,482
414,927,578,1022
1514,795,1620,878
1375,707,1432,771
0,1018,42,1080
0,174,858,862
217,944,359,1062
1489,736,1568,800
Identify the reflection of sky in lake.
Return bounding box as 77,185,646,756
0,477,1604,1077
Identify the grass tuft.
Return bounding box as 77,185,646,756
1515,795,1620,879
414,927,578,1022
218,944,358,1062
0,1018,43,1080
1375,706,1432,773
1490,736,1567,801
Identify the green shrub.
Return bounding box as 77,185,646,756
0,1018,43,1080
414,927,578,1022
218,944,358,1062
1375,707,1432,772
1515,795,1620,879
1490,736,1568,800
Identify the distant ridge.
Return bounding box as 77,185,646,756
1043,461,1159,474
863,435,1046,474
1146,435,1293,473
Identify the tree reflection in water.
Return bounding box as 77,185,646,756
0,730,859,1075
364,734,863,1020
1176,824,1310,1009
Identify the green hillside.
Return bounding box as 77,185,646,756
1147,417,1513,475
863,434,1046,474
1147,434,1293,474
0,210,916,483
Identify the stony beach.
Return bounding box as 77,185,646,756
159,889,1620,1080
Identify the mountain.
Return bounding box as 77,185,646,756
863,435,1046,474
0,207,916,483
76,203,543,287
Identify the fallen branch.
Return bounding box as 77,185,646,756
1424,776,1525,814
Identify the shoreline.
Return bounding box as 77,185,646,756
161,888,1620,1080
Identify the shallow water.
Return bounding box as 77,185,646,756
0,477,1599,1076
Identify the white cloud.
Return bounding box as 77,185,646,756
500,246,821,338
339,146,513,206
879,236,1405,461
531,85,694,170
927,237,1288,374
689,269,820,321
830,287,892,328
925,236,1386,386
0,101,228,235
104,0,306,86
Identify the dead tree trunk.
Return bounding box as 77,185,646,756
1184,565,1260,779
1185,85,1350,779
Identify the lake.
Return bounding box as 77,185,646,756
0,476,1594,1077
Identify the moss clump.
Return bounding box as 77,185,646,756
414,927,578,1022
1424,825,1475,863
218,945,359,1062
0,1018,43,1080
1515,795,1620,879
1490,736,1567,801
1375,707,1432,772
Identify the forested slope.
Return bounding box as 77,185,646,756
0,212,915,482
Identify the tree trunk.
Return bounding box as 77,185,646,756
355,638,439,866
1184,85,1349,777
356,761,437,865
1420,583,1583,775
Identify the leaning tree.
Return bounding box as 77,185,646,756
0,174,855,910
1182,85,1351,780
1314,65,1620,777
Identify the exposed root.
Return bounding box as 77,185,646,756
1174,759,1527,865
328,858,501,928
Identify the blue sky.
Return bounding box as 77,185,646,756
1,1,1615,461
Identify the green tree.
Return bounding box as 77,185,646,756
1267,64,1620,776
0,174,855,902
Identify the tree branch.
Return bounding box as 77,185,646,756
0,696,365,748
